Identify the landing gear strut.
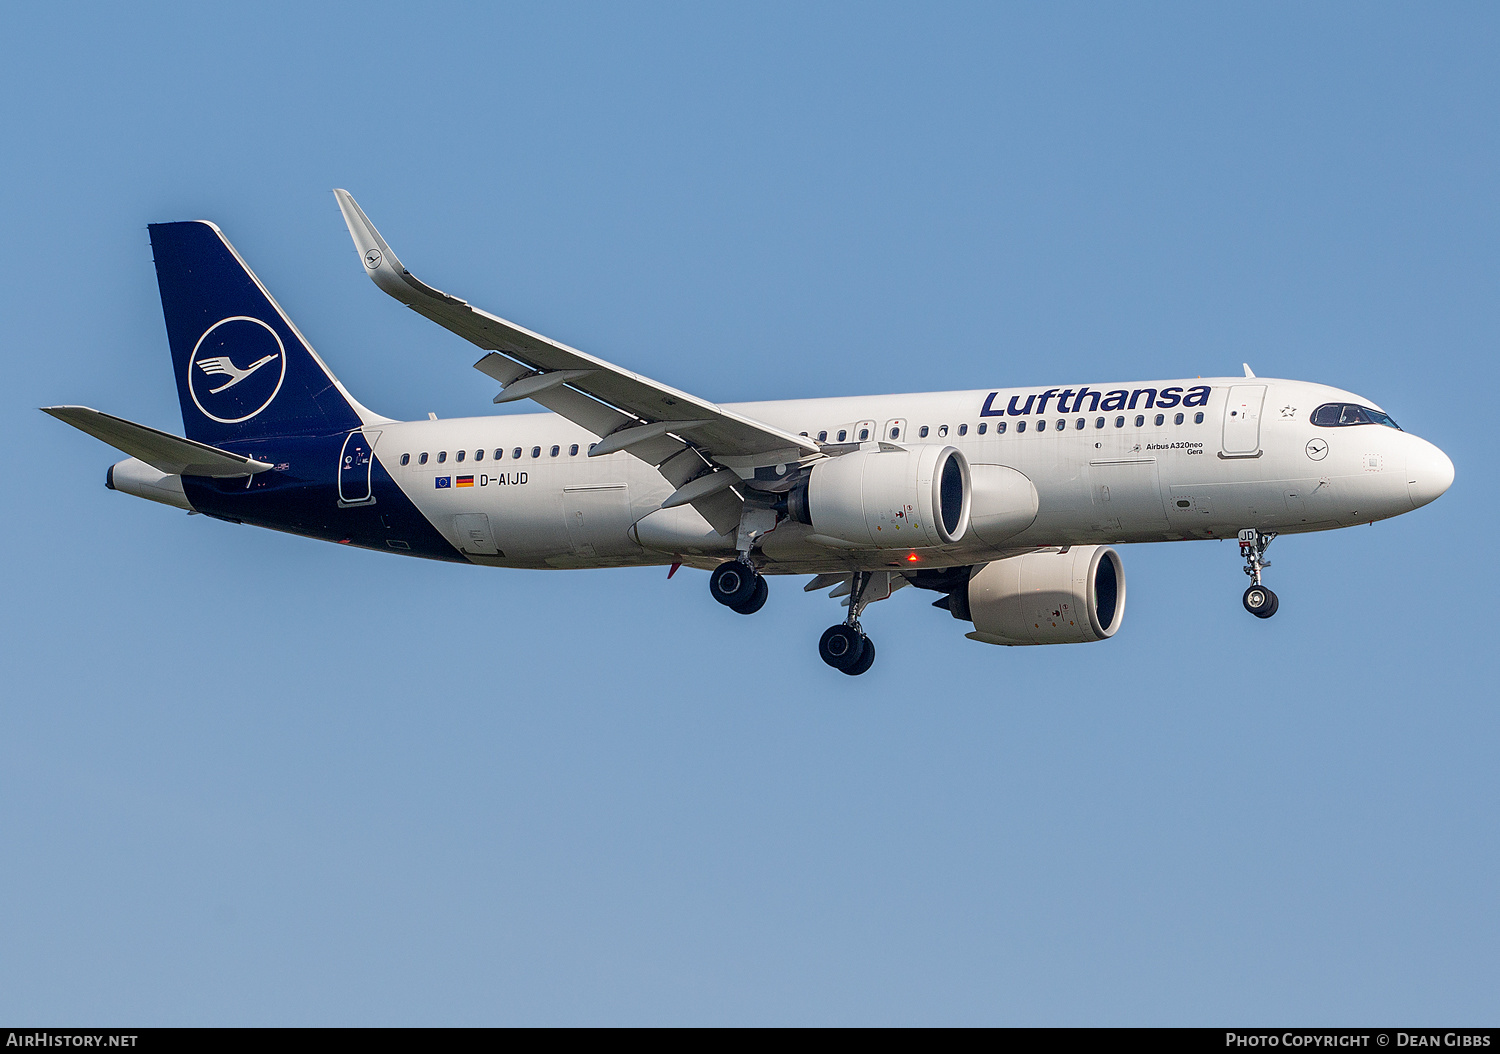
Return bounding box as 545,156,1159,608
1238,528,1279,619
819,571,877,675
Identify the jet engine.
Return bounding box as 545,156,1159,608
962,545,1125,645
788,445,971,548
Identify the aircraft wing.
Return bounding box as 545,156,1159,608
42,406,273,477
334,190,820,534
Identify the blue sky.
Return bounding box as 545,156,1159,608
1,2,1495,1025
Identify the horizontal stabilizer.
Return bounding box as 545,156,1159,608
42,406,273,477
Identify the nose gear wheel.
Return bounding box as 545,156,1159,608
1238,529,1279,618
1243,584,1279,618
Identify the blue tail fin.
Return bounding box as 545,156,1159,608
149,220,367,446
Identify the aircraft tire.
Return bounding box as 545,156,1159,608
710,560,759,607
819,624,866,670
841,636,876,676
729,575,769,615
1243,585,1278,618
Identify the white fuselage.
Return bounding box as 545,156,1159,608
378,377,1452,574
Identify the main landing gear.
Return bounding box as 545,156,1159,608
1238,528,1279,619
709,558,878,675
819,571,877,676
710,559,768,615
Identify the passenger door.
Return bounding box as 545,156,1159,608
1221,385,1266,457
338,429,380,507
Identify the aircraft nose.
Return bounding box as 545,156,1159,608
1407,438,1455,510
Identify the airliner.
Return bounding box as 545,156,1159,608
45,191,1455,674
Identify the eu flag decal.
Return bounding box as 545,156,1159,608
456,475,474,488
434,476,451,489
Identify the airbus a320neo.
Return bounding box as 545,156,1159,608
46,192,1454,674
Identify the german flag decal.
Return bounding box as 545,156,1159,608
456,475,474,487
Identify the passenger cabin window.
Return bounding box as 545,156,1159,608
1174,413,1184,425
1194,412,1204,424
1017,421,1027,433
400,453,410,466
889,426,901,439
1154,414,1164,426
456,450,465,462
550,445,560,457
570,444,579,455
1095,417,1105,429
531,446,541,458
817,430,828,442
938,425,948,437
494,449,504,460
957,424,967,436
1311,403,1402,429
1134,415,1145,427
977,423,987,435
438,451,447,463
837,429,847,442
1115,417,1125,428
1076,418,1085,430
475,449,484,461
513,447,522,459
419,452,429,465
996,421,1007,434
919,426,929,438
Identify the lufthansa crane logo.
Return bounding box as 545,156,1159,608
364,248,383,269
188,317,287,424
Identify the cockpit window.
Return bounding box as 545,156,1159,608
1311,403,1401,430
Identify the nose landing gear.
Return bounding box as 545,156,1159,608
1238,528,1279,618
819,570,877,675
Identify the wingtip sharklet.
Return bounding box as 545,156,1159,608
333,188,466,307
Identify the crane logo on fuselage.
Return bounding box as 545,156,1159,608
187,316,287,424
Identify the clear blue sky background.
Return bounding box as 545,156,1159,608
1,2,1495,1026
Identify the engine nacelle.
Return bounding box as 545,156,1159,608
965,545,1125,645
790,445,971,548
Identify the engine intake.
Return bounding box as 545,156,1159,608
963,545,1125,645
790,445,971,548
